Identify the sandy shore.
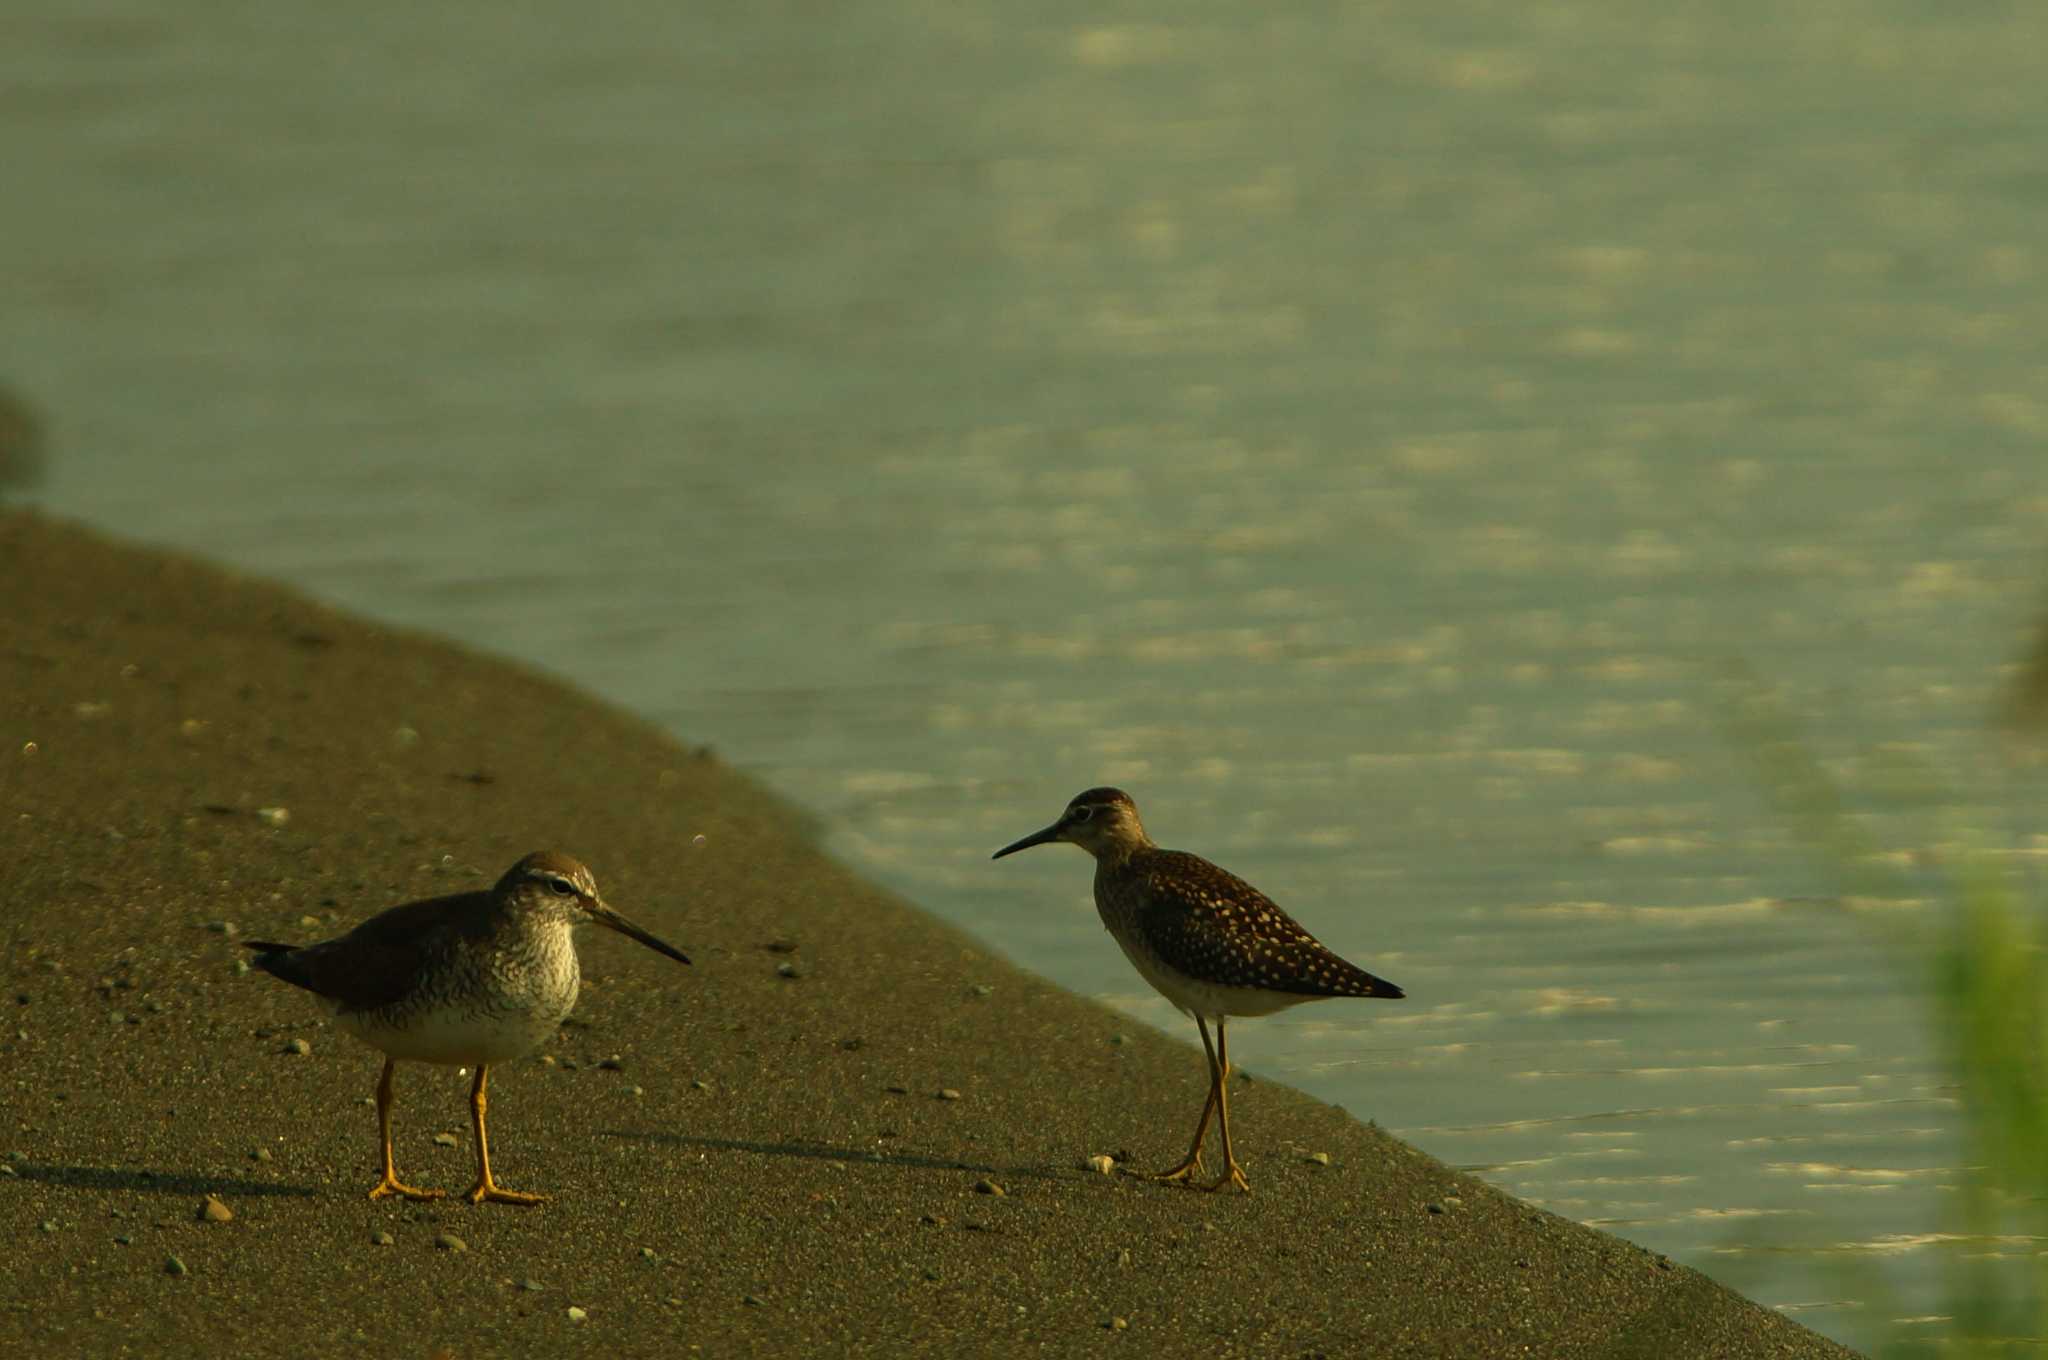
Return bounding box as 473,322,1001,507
0,509,1855,1357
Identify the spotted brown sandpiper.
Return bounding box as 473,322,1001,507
994,788,1403,1192
244,851,690,1205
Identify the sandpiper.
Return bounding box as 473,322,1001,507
994,788,1403,1192
244,851,689,1205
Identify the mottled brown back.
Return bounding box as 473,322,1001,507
1122,849,1403,999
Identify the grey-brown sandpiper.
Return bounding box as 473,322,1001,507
245,851,689,1205
994,788,1403,1192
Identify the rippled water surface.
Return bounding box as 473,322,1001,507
8,1,2048,1345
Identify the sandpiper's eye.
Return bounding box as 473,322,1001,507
547,875,578,897
1070,806,1094,824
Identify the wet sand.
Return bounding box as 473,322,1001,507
0,509,1856,1357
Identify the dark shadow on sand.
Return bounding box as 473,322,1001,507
9,1165,321,1197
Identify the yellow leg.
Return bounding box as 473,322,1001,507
367,1058,445,1202
1146,1015,1223,1183
1202,1019,1251,1193
464,1064,545,1206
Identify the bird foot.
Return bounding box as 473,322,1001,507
368,1177,445,1203
1139,1155,1207,1184
465,1179,546,1206
1201,1164,1252,1194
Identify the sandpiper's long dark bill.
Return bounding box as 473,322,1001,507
244,850,689,1205
994,787,1402,1192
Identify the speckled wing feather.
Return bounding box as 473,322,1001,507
1131,850,1403,999
244,891,490,1014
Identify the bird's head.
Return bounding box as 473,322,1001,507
991,787,1150,864
499,851,690,966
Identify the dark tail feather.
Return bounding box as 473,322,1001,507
1352,966,1404,1000
241,940,303,986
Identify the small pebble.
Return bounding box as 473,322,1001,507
597,1055,624,1071
969,984,994,998
743,1294,766,1308
0,1165,14,1178
371,1231,395,1246
256,806,289,826
518,1279,544,1292
630,1085,645,1098
1108,1033,1128,1046
1108,1318,1129,1332
164,1255,188,1277
972,1179,1005,1197
285,1038,311,1057
937,1089,962,1102
1085,1155,1116,1176
1426,1202,1446,1215
566,1307,588,1324
1306,1151,1331,1167
690,1079,710,1091
250,1148,272,1163
38,1220,57,1233
1116,1249,1132,1268
433,1133,459,1148
205,921,237,937
435,1232,467,1252
775,962,800,979
198,1196,233,1224
114,1234,133,1246
639,1247,658,1261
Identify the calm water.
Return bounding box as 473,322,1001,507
7,1,2048,1345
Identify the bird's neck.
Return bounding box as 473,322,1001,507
1089,833,1154,870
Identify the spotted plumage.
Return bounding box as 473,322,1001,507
994,788,1404,1192
244,851,689,1205
1117,850,1399,1004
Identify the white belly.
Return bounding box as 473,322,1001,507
336,1004,565,1066
1108,929,1319,1021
